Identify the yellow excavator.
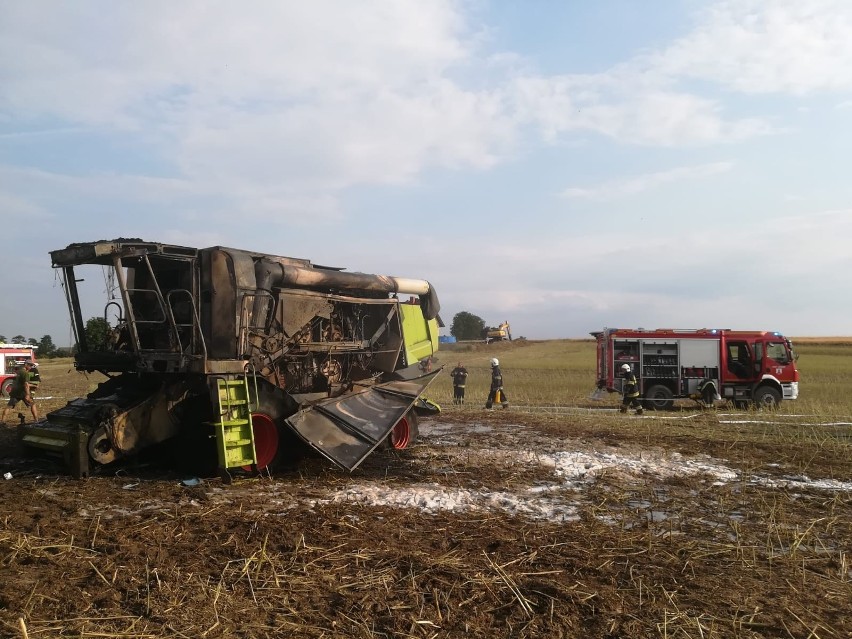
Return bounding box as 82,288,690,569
484,321,512,343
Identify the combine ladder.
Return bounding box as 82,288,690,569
214,376,257,481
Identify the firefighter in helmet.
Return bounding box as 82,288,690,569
619,363,643,415
485,358,509,409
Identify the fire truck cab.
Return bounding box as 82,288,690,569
1,343,37,397
592,328,799,409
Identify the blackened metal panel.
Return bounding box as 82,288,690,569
279,292,333,337
202,247,261,359
51,240,197,267
284,370,440,470
207,249,238,358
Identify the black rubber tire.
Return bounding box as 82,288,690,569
406,410,420,442
644,384,674,410
753,385,782,409
1,378,13,397
701,384,715,407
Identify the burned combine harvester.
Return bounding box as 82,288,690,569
22,239,442,478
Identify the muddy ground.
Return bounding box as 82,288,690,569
1,408,850,638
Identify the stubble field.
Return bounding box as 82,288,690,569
1,339,850,638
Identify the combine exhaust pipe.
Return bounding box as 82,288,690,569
254,259,441,320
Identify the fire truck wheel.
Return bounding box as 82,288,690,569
1,378,12,397
644,384,674,410
753,385,781,409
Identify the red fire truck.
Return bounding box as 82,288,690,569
591,328,799,409
1,343,38,397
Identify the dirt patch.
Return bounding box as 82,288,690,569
1,410,850,638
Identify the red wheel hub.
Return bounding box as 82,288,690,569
390,416,411,450
243,413,278,470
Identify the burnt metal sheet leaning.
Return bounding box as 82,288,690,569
285,370,440,470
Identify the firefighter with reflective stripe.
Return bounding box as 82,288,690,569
485,358,509,409
619,363,643,415
28,362,41,393
450,361,468,405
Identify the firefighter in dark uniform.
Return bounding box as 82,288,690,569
450,361,469,405
485,358,509,409
619,363,643,414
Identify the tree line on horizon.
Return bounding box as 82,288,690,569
0,333,67,358
3,317,136,358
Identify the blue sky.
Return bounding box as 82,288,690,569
1,0,851,344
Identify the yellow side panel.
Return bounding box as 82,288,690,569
399,303,438,366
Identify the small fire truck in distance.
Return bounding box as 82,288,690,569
1,343,37,397
591,328,799,409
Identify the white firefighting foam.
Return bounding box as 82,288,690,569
299,420,851,522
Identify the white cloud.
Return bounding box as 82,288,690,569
0,2,503,191
0,0,814,221
174,81,513,195
509,74,771,147
504,0,852,148
653,0,852,95
0,1,514,224
560,161,734,200
0,1,471,119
